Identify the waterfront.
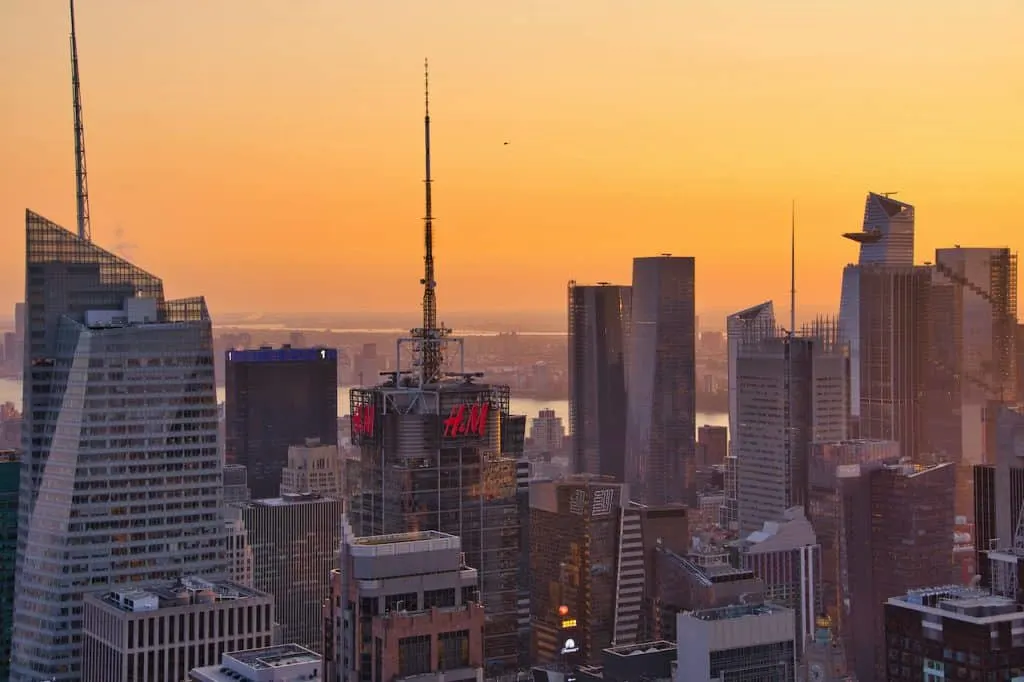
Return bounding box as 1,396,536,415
0,377,728,432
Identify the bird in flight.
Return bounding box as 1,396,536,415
503,141,510,145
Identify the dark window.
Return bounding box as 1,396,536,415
439,629,471,669
398,634,432,676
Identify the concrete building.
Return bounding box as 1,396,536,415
529,408,566,456
574,640,677,682
731,506,821,652
807,439,900,625
329,529,484,682
885,585,1024,681
675,603,797,682
190,644,321,682
280,437,344,497
11,211,224,681
697,425,728,467
839,460,956,682
81,577,275,682
626,256,697,506
974,405,1024,587
528,478,646,663
224,464,251,504
567,282,631,480
735,331,847,534
239,493,342,652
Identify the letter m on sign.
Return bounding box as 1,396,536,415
465,402,489,437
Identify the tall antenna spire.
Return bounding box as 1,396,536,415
412,58,449,384
70,0,91,241
790,199,796,336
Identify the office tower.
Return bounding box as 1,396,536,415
239,493,342,652
634,504,690,642
81,578,275,682
352,343,384,386
528,478,645,664
514,458,532,668
735,332,847,534
801,615,852,682
838,193,916,434
839,460,955,682
529,408,566,455
626,256,697,505
347,63,523,675
974,405,1024,583
190,645,321,682
225,345,338,498
696,425,727,467
224,508,254,589
675,603,797,682
567,282,631,480
855,264,932,460
732,506,821,653
807,439,900,626
280,438,343,497
885,585,1024,681
223,464,251,504
330,529,485,681
11,211,223,682
928,246,1018,518
0,450,18,681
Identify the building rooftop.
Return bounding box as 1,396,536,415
686,603,787,622
605,640,676,657
353,530,452,546
229,644,320,670
93,577,268,614
240,492,339,507
889,585,1024,623
0,449,18,463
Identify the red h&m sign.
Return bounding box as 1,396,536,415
352,405,375,437
442,402,489,438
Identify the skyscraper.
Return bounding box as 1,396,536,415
347,61,523,675
735,331,847,534
625,256,696,505
0,450,19,682
225,345,339,499
838,193,916,435
927,246,1018,517
567,282,631,480
11,211,223,681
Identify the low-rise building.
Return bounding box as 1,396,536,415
189,643,321,682
82,577,275,682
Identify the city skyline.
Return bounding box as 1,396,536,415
2,1,1023,316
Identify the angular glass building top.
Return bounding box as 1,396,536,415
12,210,223,682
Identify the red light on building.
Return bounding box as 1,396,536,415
442,402,489,438
352,405,375,436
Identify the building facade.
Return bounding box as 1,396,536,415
735,332,847,534
0,450,18,682
675,603,797,682
330,529,484,682
239,493,342,652
81,578,275,682
11,211,224,682
225,345,338,499
350,380,521,673
280,438,344,497
567,282,631,480
528,478,646,664
626,256,697,506
190,644,322,682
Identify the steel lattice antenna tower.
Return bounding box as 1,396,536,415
70,0,91,241
411,59,450,383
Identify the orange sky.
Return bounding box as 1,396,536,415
1,1,1022,319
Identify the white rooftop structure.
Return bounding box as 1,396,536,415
189,644,321,682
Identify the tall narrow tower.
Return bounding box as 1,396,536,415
410,59,451,384
70,0,91,241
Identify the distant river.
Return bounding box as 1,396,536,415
0,377,727,433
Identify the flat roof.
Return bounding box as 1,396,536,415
353,530,455,546
229,644,321,670
95,577,268,612
889,585,1024,623
226,347,336,363
240,492,339,507
687,603,787,622
605,640,676,657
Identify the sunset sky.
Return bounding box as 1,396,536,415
1,0,1022,319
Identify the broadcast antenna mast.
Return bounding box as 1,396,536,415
410,59,450,384
70,0,91,241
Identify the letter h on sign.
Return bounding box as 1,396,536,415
442,402,490,438
352,405,375,437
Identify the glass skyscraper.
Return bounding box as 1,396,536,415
625,256,696,506
10,211,223,681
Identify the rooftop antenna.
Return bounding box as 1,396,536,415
410,58,450,384
70,0,91,241
790,199,796,336
881,191,899,198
